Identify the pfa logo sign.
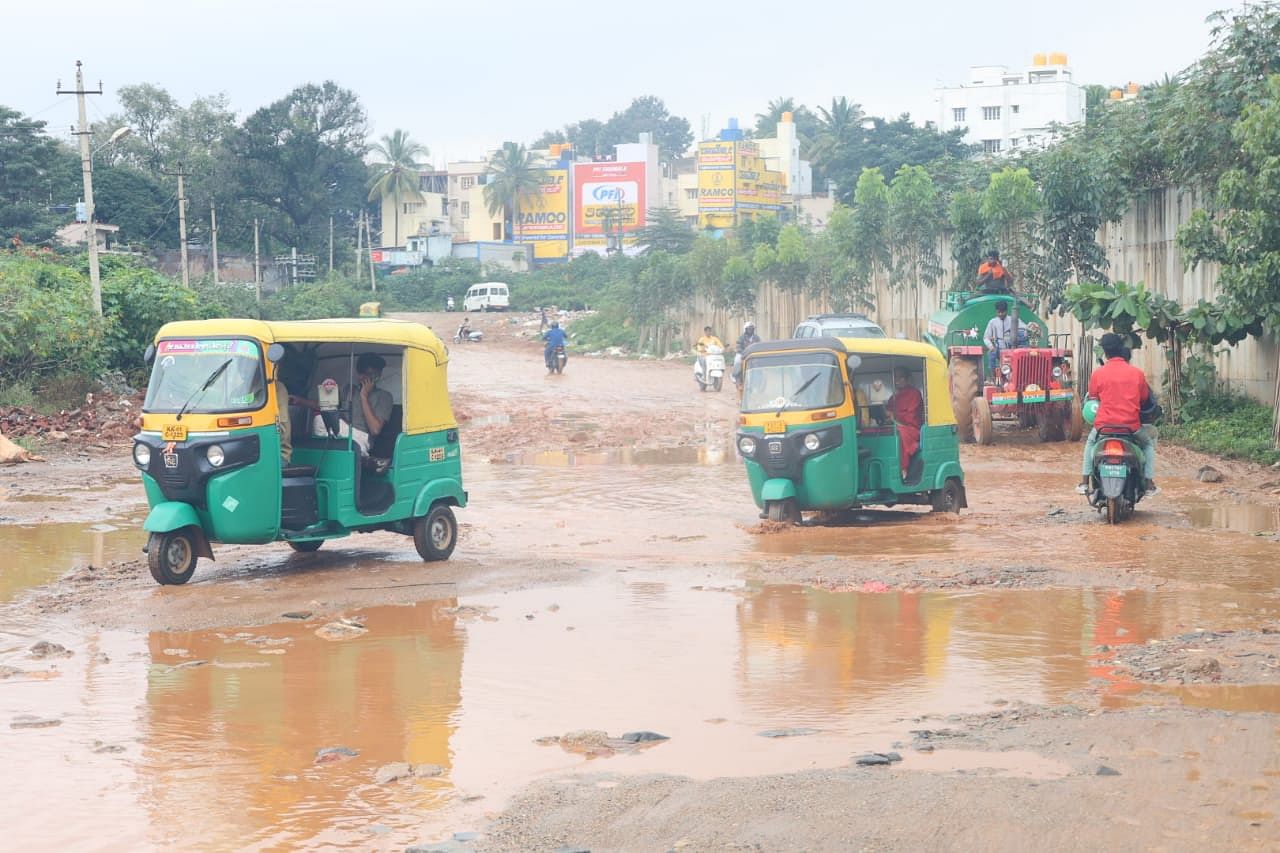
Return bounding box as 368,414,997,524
582,181,637,205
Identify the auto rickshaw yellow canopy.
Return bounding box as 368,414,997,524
151,318,456,434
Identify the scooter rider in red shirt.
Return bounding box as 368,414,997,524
1077,333,1159,496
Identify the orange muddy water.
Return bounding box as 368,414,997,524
5,578,1272,849
2,312,1278,849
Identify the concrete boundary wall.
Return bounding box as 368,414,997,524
677,187,1278,404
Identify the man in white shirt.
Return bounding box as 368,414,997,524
983,301,1014,373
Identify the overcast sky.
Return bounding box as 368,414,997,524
5,0,1232,164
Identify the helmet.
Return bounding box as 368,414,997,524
744,321,755,331
1082,398,1099,425
551,321,560,329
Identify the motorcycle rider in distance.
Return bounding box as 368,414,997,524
696,325,725,386
456,316,472,342
733,321,760,388
543,320,567,368
446,295,455,311
1077,332,1159,496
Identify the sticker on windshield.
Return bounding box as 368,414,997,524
158,339,257,357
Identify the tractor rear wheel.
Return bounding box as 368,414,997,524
972,397,995,446
948,358,980,443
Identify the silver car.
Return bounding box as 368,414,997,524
792,313,886,339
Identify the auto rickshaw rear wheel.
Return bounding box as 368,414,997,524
931,478,965,514
147,529,198,585
414,504,458,561
288,540,323,553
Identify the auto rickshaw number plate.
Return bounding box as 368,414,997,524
162,424,188,441
764,419,787,435
162,451,179,469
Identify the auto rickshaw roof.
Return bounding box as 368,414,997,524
153,318,449,362
744,335,947,365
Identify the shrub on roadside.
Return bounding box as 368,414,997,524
1163,391,1280,466
0,253,105,384
102,265,205,379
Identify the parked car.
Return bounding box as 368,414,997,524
792,313,886,339
463,282,510,312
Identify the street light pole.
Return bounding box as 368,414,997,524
58,62,103,314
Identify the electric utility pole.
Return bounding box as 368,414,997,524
161,162,192,286
210,201,219,284
57,61,103,314
253,218,261,301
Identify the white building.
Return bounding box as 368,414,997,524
935,53,1086,154
755,113,813,197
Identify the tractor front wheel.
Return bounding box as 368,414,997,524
949,358,980,443
972,397,995,446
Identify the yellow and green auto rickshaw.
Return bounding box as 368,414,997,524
737,336,966,522
133,318,465,585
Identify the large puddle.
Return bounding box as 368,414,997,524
4,577,1276,849
0,519,145,602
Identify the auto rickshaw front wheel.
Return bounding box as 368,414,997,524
765,498,800,524
414,504,458,561
147,529,199,585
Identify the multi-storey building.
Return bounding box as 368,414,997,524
935,53,1086,154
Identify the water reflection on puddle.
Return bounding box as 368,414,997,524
1184,500,1280,535
0,519,145,602
5,578,1273,848
500,445,732,466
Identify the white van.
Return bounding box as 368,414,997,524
462,282,510,312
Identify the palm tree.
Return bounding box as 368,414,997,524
812,97,866,186
755,97,798,138
367,129,430,247
483,141,541,243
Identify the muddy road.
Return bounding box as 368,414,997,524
2,311,1278,851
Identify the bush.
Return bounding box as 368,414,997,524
0,253,105,383
567,309,639,351
1163,390,1280,466
102,265,205,378
261,276,366,320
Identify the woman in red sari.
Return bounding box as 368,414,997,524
887,367,923,479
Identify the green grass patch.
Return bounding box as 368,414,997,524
1163,392,1280,466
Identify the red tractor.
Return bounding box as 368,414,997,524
924,291,1083,445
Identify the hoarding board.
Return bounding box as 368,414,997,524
515,168,570,261
574,161,646,238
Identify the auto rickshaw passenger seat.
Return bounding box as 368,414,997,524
368,404,403,459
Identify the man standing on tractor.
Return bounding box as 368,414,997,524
977,250,1015,294
983,301,1014,373
1077,333,1159,496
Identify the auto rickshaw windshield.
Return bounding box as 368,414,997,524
143,338,267,414
742,351,845,413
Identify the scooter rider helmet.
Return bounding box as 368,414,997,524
744,321,755,331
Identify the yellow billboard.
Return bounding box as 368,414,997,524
515,168,570,260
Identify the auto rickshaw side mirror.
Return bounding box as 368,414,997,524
144,344,156,365
845,354,862,373
266,343,286,364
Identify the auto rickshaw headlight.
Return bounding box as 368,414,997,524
206,444,226,468
133,443,151,468
738,436,757,457
803,433,822,452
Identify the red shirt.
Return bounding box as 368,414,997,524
1088,357,1150,431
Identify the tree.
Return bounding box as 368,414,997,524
0,106,77,247
634,207,694,254
981,166,1041,298
753,97,819,150
948,190,986,288
752,223,809,293
887,165,942,305
811,97,865,190
367,129,430,247
1177,73,1280,444
483,141,541,243
1035,141,1112,302
848,168,891,296
228,82,370,252
602,96,693,158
